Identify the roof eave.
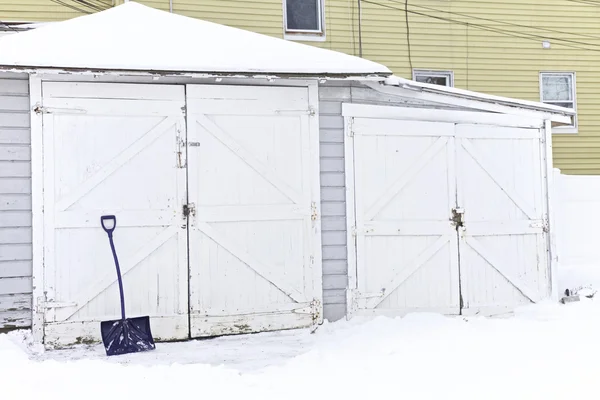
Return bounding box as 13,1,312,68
0,65,392,81
363,77,574,125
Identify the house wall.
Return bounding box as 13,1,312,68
0,73,32,330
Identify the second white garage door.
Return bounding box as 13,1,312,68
186,85,323,337
344,104,552,317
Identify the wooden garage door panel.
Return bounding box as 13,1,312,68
52,115,167,206
350,119,460,316
456,125,550,315
187,84,321,338
191,118,296,206
41,82,189,347
360,234,459,313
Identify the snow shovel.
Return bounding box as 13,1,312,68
99,215,156,356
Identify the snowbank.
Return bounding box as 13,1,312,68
2,264,600,399
3,297,600,400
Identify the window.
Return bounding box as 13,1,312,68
284,0,324,40
412,70,454,87
540,72,577,132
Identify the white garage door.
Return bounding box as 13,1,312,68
37,82,322,347
39,82,189,347
344,105,552,317
186,85,322,337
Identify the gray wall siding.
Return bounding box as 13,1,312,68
0,73,32,330
319,86,351,322
318,82,463,322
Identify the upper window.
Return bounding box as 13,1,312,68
284,0,325,40
540,72,577,131
413,70,454,87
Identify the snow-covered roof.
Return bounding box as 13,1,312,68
375,76,576,123
0,2,390,76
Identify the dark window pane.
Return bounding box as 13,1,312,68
547,102,574,109
286,0,320,31
415,75,448,86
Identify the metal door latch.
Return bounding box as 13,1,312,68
451,207,465,229
183,203,196,218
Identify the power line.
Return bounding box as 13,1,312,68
51,0,92,14
386,0,600,49
404,0,600,42
73,0,110,12
361,0,600,53
404,0,413,71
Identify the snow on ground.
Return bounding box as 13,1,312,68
3,266,600,400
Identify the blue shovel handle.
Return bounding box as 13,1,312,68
101,215,116,236
100,215,126,320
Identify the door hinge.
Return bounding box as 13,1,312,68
183,203,196,218
41,301,77,309
346,118,354,137
311,202,318,222
530,220,549,232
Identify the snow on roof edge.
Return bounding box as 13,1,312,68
382,75,575,117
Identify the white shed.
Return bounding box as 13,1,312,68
0,2,574,348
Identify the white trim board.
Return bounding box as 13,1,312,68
363,80,573,125
342,103,545,129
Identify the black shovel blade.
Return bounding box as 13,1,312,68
100,316,156,356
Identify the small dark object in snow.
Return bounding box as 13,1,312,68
100,215,155,356
560,295,581,304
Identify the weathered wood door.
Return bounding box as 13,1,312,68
347,118,460,316
186,84,323,337
456,124,550,315
345,105,552,317
40,82,189,347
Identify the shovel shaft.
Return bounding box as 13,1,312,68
102,215,126,320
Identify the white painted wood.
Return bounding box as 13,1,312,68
343,103,545,128
455,124,551,313
0,293,31,312
362,81,573,124
0,277,31,295
38,82,189,347
346,116,460,317
0,260,32,278
345,107,551,317
0,74,33,332
186,84,322,337
29,74,43,341
544,121,559,301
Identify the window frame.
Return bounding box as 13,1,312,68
283,0,326,42
412,69,454,87
539,71,578,134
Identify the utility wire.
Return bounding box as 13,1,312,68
405,0,413,71
362,0,600,53
0,21,20,33
386,0,600,49
51,0,92,14
73,0,109,12
404,0,600,41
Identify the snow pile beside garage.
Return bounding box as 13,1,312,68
4,296,600,400
0,2,390,76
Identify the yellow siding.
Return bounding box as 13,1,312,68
1,0,599,173
354,0,600,174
